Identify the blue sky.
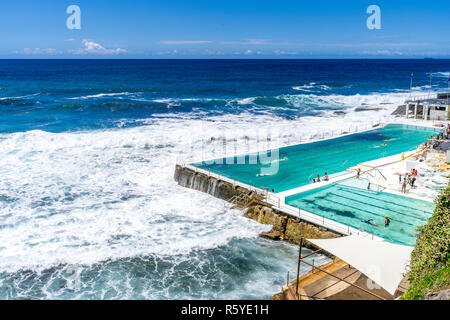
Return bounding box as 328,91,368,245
1,0,449,58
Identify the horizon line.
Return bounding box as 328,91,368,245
1,57,450,60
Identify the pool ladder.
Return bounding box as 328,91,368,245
307,160,349,182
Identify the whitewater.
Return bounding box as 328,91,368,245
1,59,450,299
0,92,417,298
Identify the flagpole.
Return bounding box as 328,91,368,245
410,73,413,99
429,73,432,99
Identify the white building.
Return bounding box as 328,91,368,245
404,92,450,121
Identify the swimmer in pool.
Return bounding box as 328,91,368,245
363,219,380,228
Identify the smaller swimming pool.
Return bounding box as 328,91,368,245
285,178,435,246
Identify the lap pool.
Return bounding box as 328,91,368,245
285,178,435,246
193,124,439,193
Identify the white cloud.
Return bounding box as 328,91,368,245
220,39,271,45
159,40,212,45
70,40,127,55
156,49,180,56
360,49,404,56
274,50,298,55
12,48,59,55
319,42,430,48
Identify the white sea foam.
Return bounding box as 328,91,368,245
434,72,450,78
292,82,331,92
0,93,40,100
153,98,215,103
236,97,256,105
0,124,273,273
0,88,442,275
68,92,139,100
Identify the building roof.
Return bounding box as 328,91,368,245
307,236,413,296
405,92,450,106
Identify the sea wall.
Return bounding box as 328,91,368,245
245,205,340,247
391,104,424,117
174,164,341,247
174,164,252,201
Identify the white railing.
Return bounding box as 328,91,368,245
407,93,438,102
264,192,377,240
178,121,382,166
178,154,379,240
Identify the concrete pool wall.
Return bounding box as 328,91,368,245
174,122,446,246
191,123,440,193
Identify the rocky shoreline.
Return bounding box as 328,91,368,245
174,164,341,251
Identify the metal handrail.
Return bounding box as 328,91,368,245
307,160,349,182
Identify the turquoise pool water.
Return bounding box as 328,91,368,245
285,178,435,246
194,124,439,192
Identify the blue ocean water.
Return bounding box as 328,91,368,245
0,59,449,299
1,59,450,133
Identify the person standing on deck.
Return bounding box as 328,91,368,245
402,177,407,193
356,168,361,179
411,176,416,188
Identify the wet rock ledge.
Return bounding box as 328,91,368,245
174,164,341,247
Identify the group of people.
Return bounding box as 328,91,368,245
399,168,418,193
312,172,329,183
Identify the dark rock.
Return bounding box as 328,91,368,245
391,105,406,116
260,229,282,240
425,289,450,300
391,104,424,116
175,165,342,249
355,107,384,112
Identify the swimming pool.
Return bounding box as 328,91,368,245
285,178,435,246
194,124,439,192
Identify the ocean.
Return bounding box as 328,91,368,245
0,59,449,299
